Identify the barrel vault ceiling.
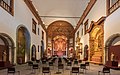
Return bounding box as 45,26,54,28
32,0,90,29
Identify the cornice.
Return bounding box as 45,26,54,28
24,0,46,31
87,16,106,33
74,0,97,33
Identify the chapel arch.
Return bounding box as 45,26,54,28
47,20,74,57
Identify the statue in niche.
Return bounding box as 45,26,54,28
111,52,115,61
2,50,7,61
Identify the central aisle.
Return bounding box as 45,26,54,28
0,57,120,75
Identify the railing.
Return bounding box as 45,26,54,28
0,0,13,15
108,0,120,15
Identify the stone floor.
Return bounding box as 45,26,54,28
0,59,120,75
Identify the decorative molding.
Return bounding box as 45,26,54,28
47,20,74,38
74,0,97,32
87,16,106,33
40,15,80,18
106,0,110,15
24,0,46,31
89,17,105,64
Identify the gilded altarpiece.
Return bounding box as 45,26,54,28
75,31,82,59
47,20,74,57
88,17,105,64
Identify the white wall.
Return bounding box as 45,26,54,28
0,0,45,63
104,8,120,44
75,0,106,60
104,8,120,64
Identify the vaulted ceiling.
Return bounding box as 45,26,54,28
32,0,90,29
47,20,74,38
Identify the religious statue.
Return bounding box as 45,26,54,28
2,50,7,61
111,52,115,61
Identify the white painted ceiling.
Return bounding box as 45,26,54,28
32,0,90,28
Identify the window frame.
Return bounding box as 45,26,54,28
81,28,83,36
106,0,120,15
32,18,37,34
110,0,118,7
77,31,79,37
42,31,44,40
84,19,89,35
0,0,14,15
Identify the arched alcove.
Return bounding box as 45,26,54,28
0,33,15,68
31,45,36,61
105,33,120,68
47,20,74,57
84,45,88,61
41,40,44,58
16,25,31,64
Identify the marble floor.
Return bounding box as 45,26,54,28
0,59,120,75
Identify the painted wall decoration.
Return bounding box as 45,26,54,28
17,26,30,64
